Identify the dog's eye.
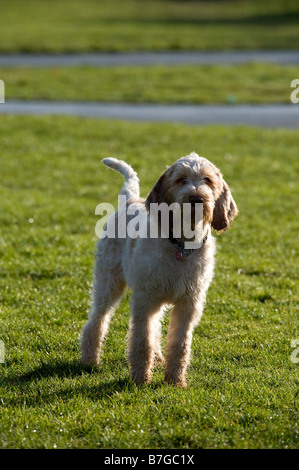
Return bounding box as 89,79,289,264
176,177,187,185
204,177,212,185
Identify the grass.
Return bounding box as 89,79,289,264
0,0,299,52
2,63,299,104
0,115,298,448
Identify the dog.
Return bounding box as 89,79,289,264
80,152,238,388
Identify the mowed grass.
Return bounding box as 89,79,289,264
1,0,299,52
3,63,299,104
0,116,298,449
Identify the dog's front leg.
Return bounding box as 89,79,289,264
165,297,204,388
128,294,163,385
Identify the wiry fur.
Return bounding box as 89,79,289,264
80,152,238,387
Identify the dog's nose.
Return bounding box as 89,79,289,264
189,195,203,204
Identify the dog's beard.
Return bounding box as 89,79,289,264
148,192,214,242
202,199,214,227
169,202,206,242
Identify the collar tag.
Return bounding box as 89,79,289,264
171,233,208,260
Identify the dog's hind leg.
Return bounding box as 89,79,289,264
153,312,165,366
80,256,126,367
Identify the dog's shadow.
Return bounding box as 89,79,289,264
2,358,141,405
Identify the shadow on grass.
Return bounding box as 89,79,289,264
0,358,155,406
3,357,127,382
97,11,299,27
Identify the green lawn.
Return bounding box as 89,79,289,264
2,63,299,104
0,116,298,448
1,0,299,52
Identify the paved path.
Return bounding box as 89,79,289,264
1,52,298,127
0,51,299,67
1,101,298,127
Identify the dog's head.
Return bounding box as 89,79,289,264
145,152,238,236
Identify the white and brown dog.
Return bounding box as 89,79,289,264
80,152,238,388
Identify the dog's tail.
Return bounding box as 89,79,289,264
102,157,140,200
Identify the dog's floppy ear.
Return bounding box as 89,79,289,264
212,179,238,232
145,168,173,211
